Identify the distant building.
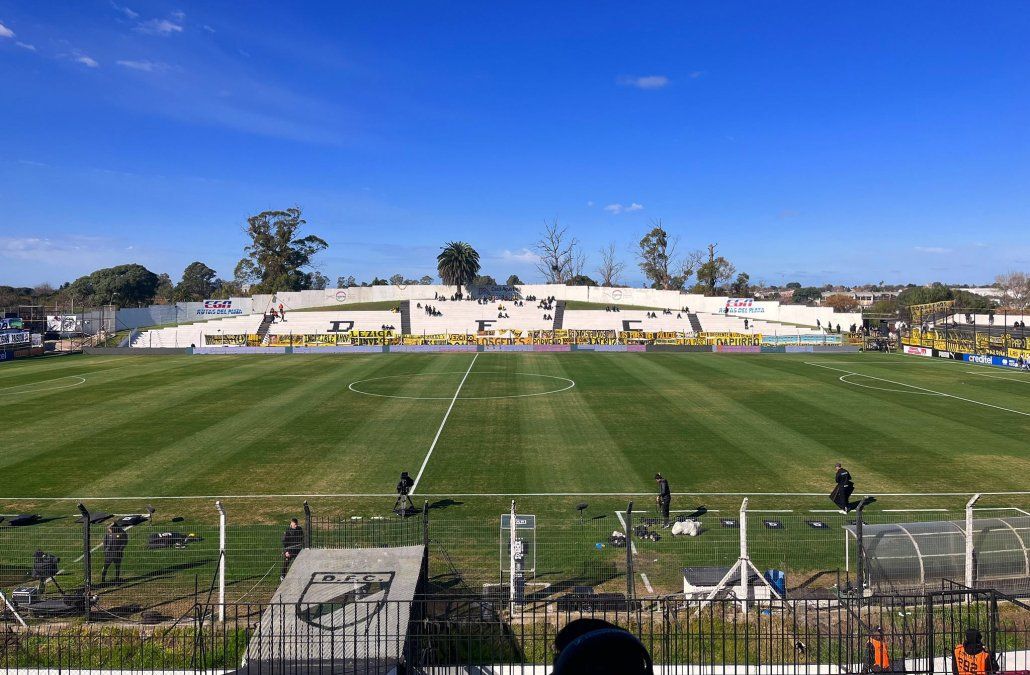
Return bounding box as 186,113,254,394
950,286,1003,299
820,290,898,307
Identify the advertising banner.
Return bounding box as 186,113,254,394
903,345,932,356
724,298,766,315
962,353,1027,369
0,331,30,346
46,315,80,332
715,345,762,353
196,299,245,317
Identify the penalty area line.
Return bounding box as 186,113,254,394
411,352,478,494
805,361,1030,418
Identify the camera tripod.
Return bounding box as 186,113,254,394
394,492,415,516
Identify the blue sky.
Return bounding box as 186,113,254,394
1,2,1028,288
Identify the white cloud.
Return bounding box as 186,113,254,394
75,54,100,68
111,2,139,19
116,59,168,72
618,75,669,90
136,18,183,35
171,10,186,20
914,246,951,254
500,248,540,264
586,200,595,207
16,41,35,51
0,21,15,38
202,24,215,33
604,202,644,215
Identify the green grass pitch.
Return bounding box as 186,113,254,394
1,351,1028,497
1,351,1027,600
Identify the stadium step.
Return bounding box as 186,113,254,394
552,300,565,329
400,300,412,335
687,313,703,332
255,313,274,345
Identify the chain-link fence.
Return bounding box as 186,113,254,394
1,495,1027,627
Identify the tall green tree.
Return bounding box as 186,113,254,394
506,274,524,286
696,243,736,295
234,208,328,293
437,241,481,295
65,264,160,307
174,261,219,301
636,222,676,290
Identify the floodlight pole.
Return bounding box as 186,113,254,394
965,493,981,588
215,500,226,622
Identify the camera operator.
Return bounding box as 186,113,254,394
396,471,415,513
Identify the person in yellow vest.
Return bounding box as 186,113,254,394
952,628,999,675
865,626,891,673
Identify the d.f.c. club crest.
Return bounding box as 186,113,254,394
296,572,395,632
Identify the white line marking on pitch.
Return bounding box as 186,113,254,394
968,371,1030,384
640,573,654,594
410,353,478,494
0,376,86,396
348,370,574,400
806,361,1030,418
883,509,948,512
615,510,637,555
7,491,1028,501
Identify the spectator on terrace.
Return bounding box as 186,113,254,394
269,308,279,323
278,303,286,322
281,518,305,581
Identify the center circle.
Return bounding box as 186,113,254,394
348,371,575,400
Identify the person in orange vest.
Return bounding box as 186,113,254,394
952,628,999,675
865,626,891,673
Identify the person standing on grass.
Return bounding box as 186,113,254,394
655,473,671,527
831,462,854,512
281,518,305,581
101,522,128,584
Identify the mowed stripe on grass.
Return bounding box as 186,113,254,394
0,352,1027,499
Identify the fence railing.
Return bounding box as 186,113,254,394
2,589,1027,673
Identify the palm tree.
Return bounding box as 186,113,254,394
437,241,481,296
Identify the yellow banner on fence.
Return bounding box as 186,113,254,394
909,300,955,324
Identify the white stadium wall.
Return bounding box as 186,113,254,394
117,284,860,331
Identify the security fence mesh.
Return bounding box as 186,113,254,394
1,495,1028,628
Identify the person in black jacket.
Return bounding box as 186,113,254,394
281,518,305,581
831,463,854,512
655,473,671,527
101,522,129,583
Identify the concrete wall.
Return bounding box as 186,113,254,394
119,285,861,331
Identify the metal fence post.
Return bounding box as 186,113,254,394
77,503,91,622
303,500,312,548
625,501,635,600
215,500,226,622
965,493,981,588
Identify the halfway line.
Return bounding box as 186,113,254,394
411,352,478,493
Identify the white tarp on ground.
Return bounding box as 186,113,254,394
245,545,425,675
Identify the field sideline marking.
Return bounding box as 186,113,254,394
5,491,1028,501
640,573,654,594
805,361,1030,418
411,352,478,494
614,510,637,555
968,371,1030,384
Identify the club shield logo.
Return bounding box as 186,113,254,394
296,572,394,631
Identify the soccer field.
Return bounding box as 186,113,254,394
1,351,1028,499
1,351,1028,603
